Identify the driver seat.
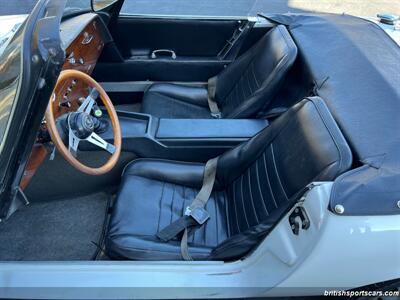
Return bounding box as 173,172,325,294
106,97,352,260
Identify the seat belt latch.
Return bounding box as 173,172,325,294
185,206,210,225
211,112,222,119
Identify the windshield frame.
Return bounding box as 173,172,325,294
63,0,92,18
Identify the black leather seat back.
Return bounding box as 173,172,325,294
210,97,352,259
214,25,298,118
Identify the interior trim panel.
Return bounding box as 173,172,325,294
80,111,269,162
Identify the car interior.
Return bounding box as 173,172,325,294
0,5,354,262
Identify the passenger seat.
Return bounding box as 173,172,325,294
106,97,352,261
140,25,298,119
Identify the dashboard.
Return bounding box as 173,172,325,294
51,14,108,119
20,14,109,189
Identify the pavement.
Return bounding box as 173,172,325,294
0,0,399,17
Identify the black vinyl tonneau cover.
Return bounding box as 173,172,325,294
265,13,400,215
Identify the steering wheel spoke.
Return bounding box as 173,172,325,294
68,128,80,157
78,94,95,115
86,132,116,154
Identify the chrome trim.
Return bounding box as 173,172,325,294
118,14,254,21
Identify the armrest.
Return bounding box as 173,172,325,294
156,119,269,140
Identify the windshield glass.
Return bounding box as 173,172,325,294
120,0,400,18
0,17,24,146
64,0,91,16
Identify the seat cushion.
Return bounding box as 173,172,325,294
106,159,229,260
141,83,212,119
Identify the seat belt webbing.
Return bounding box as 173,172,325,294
185,157,219,213
207,77,222,118
157,216,198,242
156,157,219,260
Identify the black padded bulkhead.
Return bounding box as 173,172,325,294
140,25,298,119
106,97,352,261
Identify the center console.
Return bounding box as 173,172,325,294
83,111,269,162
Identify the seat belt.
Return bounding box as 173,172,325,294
207,77,222,118
156,157,219,260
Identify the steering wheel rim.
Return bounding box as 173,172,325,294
45,70,122,176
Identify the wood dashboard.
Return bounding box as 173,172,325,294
21,15,107,190
51,17,106,118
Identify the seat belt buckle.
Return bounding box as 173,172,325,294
185,206,210,225
211,112,222,119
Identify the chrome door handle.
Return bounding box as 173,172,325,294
151,49,177,59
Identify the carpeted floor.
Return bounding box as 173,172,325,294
0,192,110,261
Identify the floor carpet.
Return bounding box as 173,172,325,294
0,192,109,261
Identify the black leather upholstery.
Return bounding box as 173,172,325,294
106,97,352,260
140,25,298,119
141,84,212,119
106,159,228,260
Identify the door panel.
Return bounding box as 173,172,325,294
113,17,240,58
94,58,229,82
94,16,254,82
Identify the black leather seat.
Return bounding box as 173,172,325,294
106,97,352,261
141,25,298,119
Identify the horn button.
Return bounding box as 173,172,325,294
69,112,95,139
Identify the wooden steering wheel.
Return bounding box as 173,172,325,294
45,70,122,176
